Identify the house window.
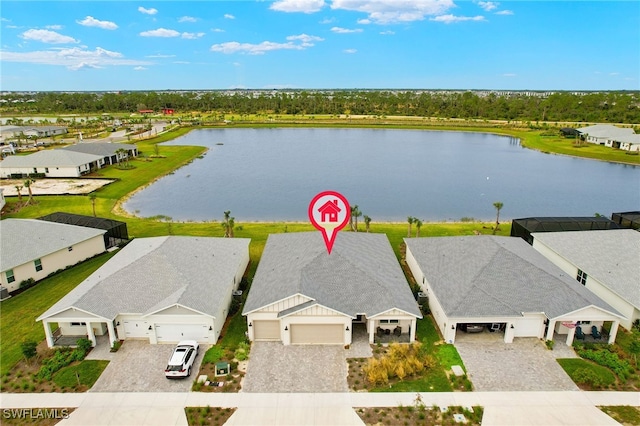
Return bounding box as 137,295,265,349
34,259,43,272
577,269,588,285
68,246,73,252
33,168,37,174
380,319,399,324
6,269,15,283
70,322,87,326
45,167,49,173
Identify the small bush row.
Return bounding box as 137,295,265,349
36,338,92,381
576,348,634,381
363,342,436,386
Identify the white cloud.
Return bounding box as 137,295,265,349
21,29,78,44
357,18,371,24
330,26,363,33
270,0,325,13
496,10,513,15
145,54,176,58
46,25,62,30
320,17,335,24
182,32,205,39
430,14,485,24
140,28,180,37
609,72,620,76
380,30,395,35
212,28,225,32
331,0,455,24
138,6,158,15
477,1,498,12
173,61,190,64
211,41,303,55
0,46,151,70
224,14,235,19
134,66,147,70
344,48,357,54
77,16,118,30
286,33,324,46
179,16,198,23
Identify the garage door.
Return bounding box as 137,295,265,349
155,324,209,343
123,320,149,339
290,324,343,345
514,318,543,337
253,320,280,341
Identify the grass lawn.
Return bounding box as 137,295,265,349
599,406,640,426
0,252,117,376
557,358,617,389
53,360,109,389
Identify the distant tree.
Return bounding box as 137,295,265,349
407,216,415,238
24,179,35,204
415,219,423,237
88,193,97,217
493,201,504,235
14,185,23,204
222,210,235,238
363,215,371,233
351,205,362,232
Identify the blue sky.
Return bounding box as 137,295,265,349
1,1,638,91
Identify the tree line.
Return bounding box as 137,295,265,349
1,90,639,124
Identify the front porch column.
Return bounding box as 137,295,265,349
545,320,556,341
86,323,96,347
608,321,619,344
368,319,375,344
409,318,417,342
565,326,576,346
43,321,54,348
106,321,117,347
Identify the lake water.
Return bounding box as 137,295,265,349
123,128,639,222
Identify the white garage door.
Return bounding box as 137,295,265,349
514,318,543,337
123,320,149,339
155,324,209,343
290,324,344,345
253,320,280,341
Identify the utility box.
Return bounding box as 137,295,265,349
215,362,230,377
417,292,428,305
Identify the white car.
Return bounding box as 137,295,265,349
164,340,199,379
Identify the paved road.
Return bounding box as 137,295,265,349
2,391,637,426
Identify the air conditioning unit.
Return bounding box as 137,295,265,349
232,290,243,298
417,292,428,305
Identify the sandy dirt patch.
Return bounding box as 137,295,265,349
0,178,114,196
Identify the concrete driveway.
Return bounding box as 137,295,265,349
455,337,579,391
242,342,349,393
89,340,207,392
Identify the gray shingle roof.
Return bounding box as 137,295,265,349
0,219,106,271
38,236,250,321
576,124,635,138
404,236,621,319
62,143,137,156
243,232,421,318
0,150,103,168
532,230,640,309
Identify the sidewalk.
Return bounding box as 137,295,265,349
1,391,637,426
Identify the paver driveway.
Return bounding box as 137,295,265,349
455,336,579,391
243,342,349,393
90,340,207,392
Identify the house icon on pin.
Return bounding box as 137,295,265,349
318,199,341,222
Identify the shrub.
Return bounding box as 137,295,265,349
577,348,634,381
21,341,38,362
76,338,92,355
573,368,609,388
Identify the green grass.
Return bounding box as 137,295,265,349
53,360,109,388
375,367,452,392
557,358,616,388
202,311,249,365
0,252,117,376
436,344,466,371
599,406,640,425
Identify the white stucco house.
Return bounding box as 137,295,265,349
37,236,250,348
0,219,107,292
532,229,639,331
0,149,105,178
243,232,422,346
405,236,623,346
62,142,138,165
576,124,635,146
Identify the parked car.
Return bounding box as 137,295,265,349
165,340,199,379
460,323,485,333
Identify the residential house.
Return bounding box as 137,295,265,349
0,219,107,292
243,232,422,346
405,236,623,346
37,236,250,348
62,142,138,165
0,149,105,178
532,229,639,330
576,124,635,146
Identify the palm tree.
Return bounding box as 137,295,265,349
351,205,362,232
415,219,423,237
407,216,415,238
222,210,235,237
14,185,23,204
363,215,371,233
24,179,35,204
88,193,97,217
493,201,504,235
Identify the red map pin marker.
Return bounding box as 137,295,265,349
308,191,350,255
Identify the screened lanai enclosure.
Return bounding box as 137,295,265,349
38,212,129,248
511,216,620,245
